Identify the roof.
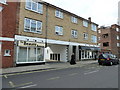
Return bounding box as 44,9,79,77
38,0,99,26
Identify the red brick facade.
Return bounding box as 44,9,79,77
0,2,19,68
98,24,120,58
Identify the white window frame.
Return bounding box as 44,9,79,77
116,28,119,32
91,24,97,31
71,30,78,38
98,30,101,33
55,26,63,35
71,16,78,24
24,18,42,34
91,35,97,43
4,50,11,56
117,35,120,40
55,10,63,19
83,20,88,27
25,0,43,14
117,43,120,47
83,33,88,40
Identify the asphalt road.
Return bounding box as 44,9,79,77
2,63,118,89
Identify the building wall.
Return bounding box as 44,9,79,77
1,2,18,68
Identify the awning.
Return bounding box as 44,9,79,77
79,46,100,51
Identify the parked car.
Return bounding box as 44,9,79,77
98,54,119,66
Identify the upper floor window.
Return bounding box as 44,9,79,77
91,24,97,31
24,18,42,34
71,16,77,24
83,33,88,40
71,30,77,38
117,43,120,47
103,42,109,47
91,35,97,43
55,26,63,35
26,0,43,14
98,30,101,33
116,28,119,32
83,20,88,27
55,10,63,19
117,35,120,40
0,0,6,4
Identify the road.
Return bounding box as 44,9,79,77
2,63,118,89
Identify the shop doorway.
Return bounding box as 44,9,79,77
73,46,76,59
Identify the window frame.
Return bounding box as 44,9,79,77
83,20,88,27
55,26,63,36
91,35,97,43
71,30,78,38
71,16,78,24
83,33,88,40
4,50,11,56
25,0,43,14
24,18,42,34
55,10,63,19
91,24,97,31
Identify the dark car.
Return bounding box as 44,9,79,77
98,54,119,66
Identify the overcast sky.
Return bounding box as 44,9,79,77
43,0,119,26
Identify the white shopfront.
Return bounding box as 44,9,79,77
15,35,45,64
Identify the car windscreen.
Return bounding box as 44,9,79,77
99,54,108,58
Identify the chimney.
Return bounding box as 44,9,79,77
88,17,91,22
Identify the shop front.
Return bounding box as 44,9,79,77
15,35,45,65
79,46,100,60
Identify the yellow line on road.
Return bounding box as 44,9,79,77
47,77,60,80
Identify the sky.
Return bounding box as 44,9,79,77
43,0,119,27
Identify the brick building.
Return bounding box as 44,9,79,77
0,0,99,68
98,24,120,58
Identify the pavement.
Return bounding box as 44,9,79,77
1,60,98,75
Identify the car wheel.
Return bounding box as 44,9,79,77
110,61,113,66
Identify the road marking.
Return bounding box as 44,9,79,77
20,84,37,88
4,75,8,78
47,77,60,80
15,82,33,87
84,70,99,75
69,73,78,76
9,81,15,87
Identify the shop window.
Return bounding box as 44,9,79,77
4,50,11,56
50,53,60,61
103,42,109,47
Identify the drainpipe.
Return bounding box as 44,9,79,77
45,3,49,48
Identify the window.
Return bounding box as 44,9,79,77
102,34,108,38
55,26,63,35
24,18,42,33
0,6,3,12
103,42,109,47
91,24,97,31
26,0,43,14
117,35,120,40
55,10,63,19
116,28,119,32
83,33,88,40
0,0,6,4
98,37,101,40
4,50,11,56
91,35,97,43
71,16,77,24
98,30,101,33
71,30,77,38
117,43,120,47
83,20,88,27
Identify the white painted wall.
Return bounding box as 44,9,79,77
45,44,67,62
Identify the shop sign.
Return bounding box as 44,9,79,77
18,41,45,47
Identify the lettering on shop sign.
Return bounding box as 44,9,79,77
18,41,45,47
